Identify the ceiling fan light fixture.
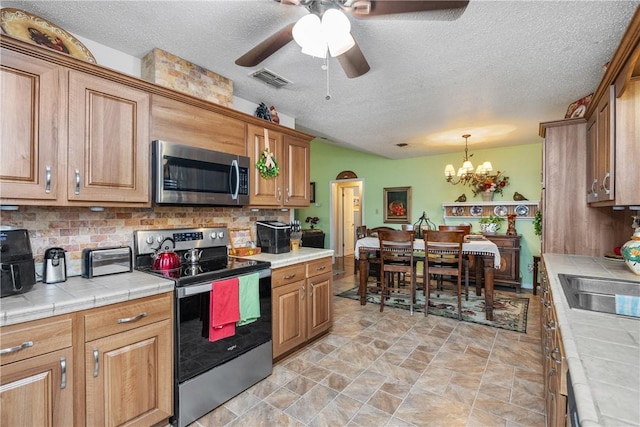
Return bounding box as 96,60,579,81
322,8,351,34
292,14,322,48
327,32,355,57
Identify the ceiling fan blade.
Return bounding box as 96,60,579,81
336,39,370,78
352,0,469,17
235,23,295,67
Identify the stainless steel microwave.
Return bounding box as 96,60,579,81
152,140,250,206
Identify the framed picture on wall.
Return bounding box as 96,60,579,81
383,186,411,224
310,182,316,203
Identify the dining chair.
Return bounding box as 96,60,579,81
438,225,471,300
424,229,465,319
377,230,416,314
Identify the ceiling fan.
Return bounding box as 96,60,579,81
235,0,470,78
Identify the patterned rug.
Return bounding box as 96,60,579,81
336,287,529,333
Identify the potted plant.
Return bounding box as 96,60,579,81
479,215,504,234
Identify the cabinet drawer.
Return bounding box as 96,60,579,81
306,257,332,278
272,264,306,288
84,293,172,342
0,315,72,365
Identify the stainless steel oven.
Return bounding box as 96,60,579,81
152,140,250,206
133,227,272,427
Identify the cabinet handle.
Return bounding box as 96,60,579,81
590,179,598,198
301,284,305,300
45,166,51,193
74,169,81,195
117,312,147,324
93,348,99,377
285,188,290,202
277,188,282,202
601,172,611,195
283,274,297,280
0,340,33,355
60,357,67,389
309,282,314,298
551,348,562,364
316,266,327,271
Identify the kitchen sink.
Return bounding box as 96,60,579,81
558,274,640,318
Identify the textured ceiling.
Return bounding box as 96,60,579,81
2,0,638,159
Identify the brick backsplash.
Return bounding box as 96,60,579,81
1,206,290,277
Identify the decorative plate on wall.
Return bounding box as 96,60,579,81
515,205,529,216
452,206,465,216
0,8,96,63
493,205,508,217
470,206,483,216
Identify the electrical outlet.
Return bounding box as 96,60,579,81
527,263,534,272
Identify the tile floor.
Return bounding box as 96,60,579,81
190,258,544,427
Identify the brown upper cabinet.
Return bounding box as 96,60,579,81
1,45,150,207
150,95,247,156
247,124,311,208
585,8,640,207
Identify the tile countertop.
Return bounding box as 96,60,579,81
0,271,175,327
239,247,334,269
543,254,640,427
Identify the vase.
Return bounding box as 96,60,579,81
621,216,640,276
480,192,494,202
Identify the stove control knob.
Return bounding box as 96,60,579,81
217,231,225,239
157,235,165,244
210,232,218,240
145,236,155,245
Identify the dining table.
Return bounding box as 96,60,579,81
355,236,502,320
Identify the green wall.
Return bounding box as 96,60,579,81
296,139,543,290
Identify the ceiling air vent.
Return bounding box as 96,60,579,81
250,68,292,89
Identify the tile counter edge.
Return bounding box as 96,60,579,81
543,253,640,427
1,271,175,327
238,248,334,269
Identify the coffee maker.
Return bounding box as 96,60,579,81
0,227,36,297
43,247,67,284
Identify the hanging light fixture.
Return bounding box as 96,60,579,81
444,134,494,185
292,8,355,59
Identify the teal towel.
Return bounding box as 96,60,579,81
615,294,640,317
237,273,261,326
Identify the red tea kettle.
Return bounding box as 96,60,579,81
152,237,180,274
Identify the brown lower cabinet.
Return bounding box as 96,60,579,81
0,292,173,427
539,262,568,427
272,257,333,359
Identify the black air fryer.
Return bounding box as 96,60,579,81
0,228,36,297
256,221,291,254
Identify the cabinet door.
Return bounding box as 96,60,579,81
594,87,615,203
482,235,521,290
272,280,306,359
586,116,598,203
0,48,65,203
247,124,283,206
150,95,246,155
282,135,310,207
85,319,172,427
68,71,150,204
0,348,73,427
307,271,332,340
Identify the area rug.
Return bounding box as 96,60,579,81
336,287,529,333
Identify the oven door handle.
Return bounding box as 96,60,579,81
175,269,271,299
178,283,213,298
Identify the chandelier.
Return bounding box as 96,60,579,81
444,134,494,185
292,8,355,58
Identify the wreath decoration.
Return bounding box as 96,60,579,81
256,147,279,179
